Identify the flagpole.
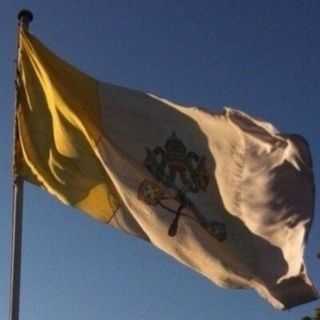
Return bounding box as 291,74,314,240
9,9,33,320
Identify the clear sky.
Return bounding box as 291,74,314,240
1,1,319,319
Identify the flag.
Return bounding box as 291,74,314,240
16,29,318,309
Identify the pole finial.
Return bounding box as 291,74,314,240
17,9,33,30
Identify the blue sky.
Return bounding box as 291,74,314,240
1,1,319,319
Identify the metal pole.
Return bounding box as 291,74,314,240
9,9,33,320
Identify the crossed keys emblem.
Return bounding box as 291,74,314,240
138,132,226,241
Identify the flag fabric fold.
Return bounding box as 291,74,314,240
16,30,318,309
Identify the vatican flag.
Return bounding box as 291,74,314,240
16,29,318,309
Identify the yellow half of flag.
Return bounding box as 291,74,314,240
18,30,119,222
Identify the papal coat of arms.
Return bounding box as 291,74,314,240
138,132,226,241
